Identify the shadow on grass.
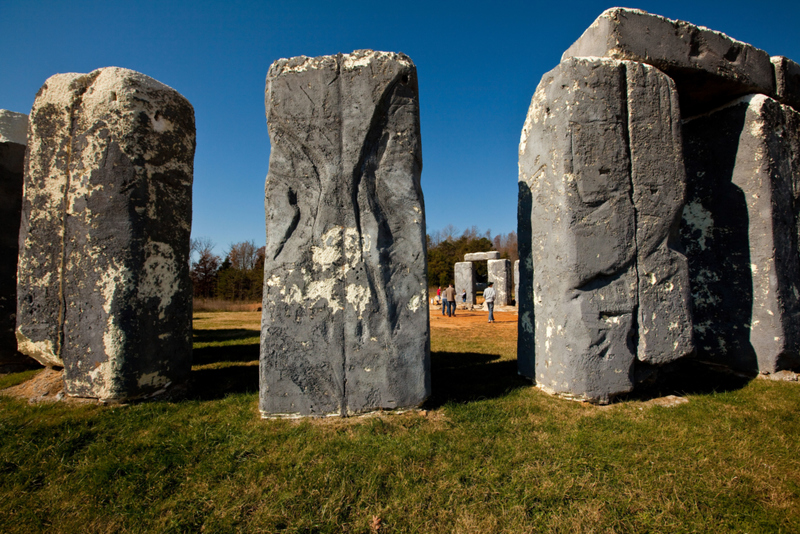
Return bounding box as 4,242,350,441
186,338,260,400
618,358,756,403
425,351,529,408
185,338,529,405
192,329,259,344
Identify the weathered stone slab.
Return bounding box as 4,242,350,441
17,68,195,400
682,94,800,374
518,57,693,402
0,110,37,371
464,251,500,261
562,8,775,115
771,56,800,112
626,62,694,364
455,262,476,306
487,259,511,306
261,50,430,418
513,259,519,306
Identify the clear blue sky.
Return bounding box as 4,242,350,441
2,0,799,256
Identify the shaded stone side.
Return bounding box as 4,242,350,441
562,8,775,115
0,110,37,371
513,259,519,306
487,259,511,306
17,68,195,400
517,181,534,378
261,50,430,418
682,95,800,373
772,56,800,111
518,57,692,402
454,262,476,306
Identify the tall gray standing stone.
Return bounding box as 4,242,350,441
17,68,195,400
682,95,800,373
0,110,36,371
487,259,511,306
454,261,476,306
518,57,693,402
261,50,430,418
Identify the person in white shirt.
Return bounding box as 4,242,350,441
483,281,496,323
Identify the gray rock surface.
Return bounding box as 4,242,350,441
487,259,511,306
626,62,694,364
771,56,800,111
261,50,430,418
681,95,800,374
464,251,500,261
562,8,775,115
455,262,476,306
16,68,195,400
518,57,693,402
513,259,519,306
0,110,37,371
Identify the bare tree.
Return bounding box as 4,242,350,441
190,236,216,264
440,224,459,242
227,240,259,271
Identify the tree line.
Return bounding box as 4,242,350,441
190,226,517,301
190,238,264,301
427,225,518,288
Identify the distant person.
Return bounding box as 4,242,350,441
484,281,496,323
461,289,467,308
439,286,446,315
444,284,457,317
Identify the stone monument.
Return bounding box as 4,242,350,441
260,50,430,418
487,259,512,306
454,261,476,307
16,67,196,401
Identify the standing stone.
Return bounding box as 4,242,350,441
261,50,430,418
464,251,500,261
513,259,519,306
0,110,37,371
454,261,476,306
487,259,511,306
682,95,800,373
562,8,775,114
518,57,693,402
17,68,195,400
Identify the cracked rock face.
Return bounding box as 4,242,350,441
260,50,430,418
518,57,693,403
682,95,800,374
562,7,775,115
0,110,37,371
16,68,195,401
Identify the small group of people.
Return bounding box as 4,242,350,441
437,284,459,317
435,282,496,322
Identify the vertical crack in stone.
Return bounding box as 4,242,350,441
621,63,641,355
56,83,90,359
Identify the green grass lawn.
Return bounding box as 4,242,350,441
1,312,798,533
